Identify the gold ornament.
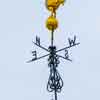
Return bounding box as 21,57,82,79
45,0,65,12
46,16,58,31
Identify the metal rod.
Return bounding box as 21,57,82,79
33,41,49,52
51,30,54,46
27,53,50,63
56,43,80,53
57,54,72,62
54,89,57,100
54,66,57,100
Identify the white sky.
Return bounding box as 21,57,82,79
0,0,100,100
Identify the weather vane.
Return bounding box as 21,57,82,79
27,0,80,100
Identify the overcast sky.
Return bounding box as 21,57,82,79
0,0,100,100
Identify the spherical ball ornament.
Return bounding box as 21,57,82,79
46,16,58,31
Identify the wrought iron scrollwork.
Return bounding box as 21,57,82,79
47,46,63,93
47,68,63,93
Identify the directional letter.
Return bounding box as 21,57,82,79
68,35,76,47
36,36,40,46
65,49,69,59
32,51,37,60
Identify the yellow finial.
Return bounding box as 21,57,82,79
46,16,58,31
45,0,65,31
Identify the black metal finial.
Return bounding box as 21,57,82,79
27,34,80,100
27,0,80,100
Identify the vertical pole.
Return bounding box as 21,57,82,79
51,30,54,46
51,29,57,100
54,88,57,100
54,67,57,100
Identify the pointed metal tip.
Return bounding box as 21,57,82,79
26,60,33,63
